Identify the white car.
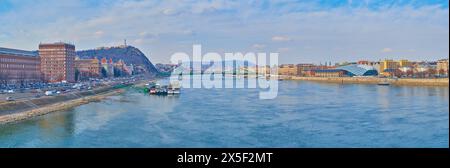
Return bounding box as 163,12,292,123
45,91,54,96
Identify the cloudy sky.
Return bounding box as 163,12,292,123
0,0,448,64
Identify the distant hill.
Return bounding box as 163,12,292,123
76,46,158,75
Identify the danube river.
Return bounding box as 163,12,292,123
0,79,448,147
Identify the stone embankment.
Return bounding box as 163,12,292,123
0,86,125,125
288,76,449,86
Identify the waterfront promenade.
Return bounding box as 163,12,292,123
0,81,144,125
287,76,449,86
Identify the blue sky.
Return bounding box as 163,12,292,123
0,0,448,64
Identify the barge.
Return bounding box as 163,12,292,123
146,82,180,95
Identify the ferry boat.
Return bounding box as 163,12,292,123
377,81,390,86
155,87,168,95
147,82,180,95
149,88,157,94
377,80,391,86
168,82,181,95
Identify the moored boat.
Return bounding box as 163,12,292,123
377,81,390,86
147,82,181,95
149,88,157,94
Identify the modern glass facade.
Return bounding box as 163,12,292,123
336,64,378,76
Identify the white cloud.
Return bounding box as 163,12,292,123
381,48,393,53
407,49,416,53
134,38,144,45
0,0,448,64
272,36,292,42
190,0,237,14
252,44,266,49
277,47,290,52
94,30,104,38
162,8,177,15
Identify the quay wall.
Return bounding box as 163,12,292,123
0,86,125,125
288,76,449,86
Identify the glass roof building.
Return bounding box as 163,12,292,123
336,64,378,76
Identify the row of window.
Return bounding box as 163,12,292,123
0,57,39,64
42,62,74,65
0,64,40,69
0,70,40,73
44,72,72,75
41,58,73,60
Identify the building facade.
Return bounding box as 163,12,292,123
101,57,114,77
398,60,412,67
311,69,346,77
39,43,76,83
278,64,297,76
296,64,315,76
74,57,101,79
0,47,41,84
357,60,370,65
437,59,449,76
336,64,378,76
114,59,133,76
380,59,399,76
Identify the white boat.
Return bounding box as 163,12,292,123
167,90,174,94
172,89,180,94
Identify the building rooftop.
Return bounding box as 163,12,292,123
383,69,397,72
312,69,344,73
38,42,75,49
0,47,38,57
336,64,378,76
39,42,74,45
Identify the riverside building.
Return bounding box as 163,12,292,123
380,59,399,76
74,57,101,79
437,59,449,76
278,64,297,76
0,47,41,84
39,43,76,83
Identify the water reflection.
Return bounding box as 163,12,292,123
376,86,391,110
0,110,76,147
0,81,448,147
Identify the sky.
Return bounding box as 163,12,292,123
0,0,448,64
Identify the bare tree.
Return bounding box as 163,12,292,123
406,69,414,77
0,71,7,88
438,69,447,77
426,69,437,78
18,71,26,87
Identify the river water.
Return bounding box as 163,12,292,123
0,78,448,147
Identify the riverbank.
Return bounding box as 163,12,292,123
0,85,128,125
287,76,449,86
1,77,447,147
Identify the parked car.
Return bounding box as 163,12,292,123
45,91,55,96
6,97,15,101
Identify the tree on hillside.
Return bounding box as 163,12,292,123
75,69,80,81
101,68,108,78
